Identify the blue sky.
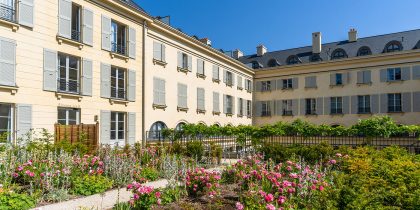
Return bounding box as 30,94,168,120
135,0,420,55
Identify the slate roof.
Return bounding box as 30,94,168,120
119,0,147,13
238,29,420,69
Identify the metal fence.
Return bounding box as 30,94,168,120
146,131,420,155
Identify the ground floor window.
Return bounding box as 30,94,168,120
175,122,186,132
330,97,343,114
149,121,167,139
57,108,80,125
111,112,125,141
388,93,402,112
0,103,13,142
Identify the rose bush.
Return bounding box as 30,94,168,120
185,167,221,198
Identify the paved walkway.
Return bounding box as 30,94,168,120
33,159,239,210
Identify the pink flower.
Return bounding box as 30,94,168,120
265,193,274,202
266,204,276,210
329,159,337,165
319,185,324,191
17,166,23,171
157,198,162,205
336,153,342,157
236,202,244,210
155,191,161,198
12,173,18,178
278,196,286,204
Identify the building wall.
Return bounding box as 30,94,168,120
253,50,420,126
144,25,253,136
0,0,145,145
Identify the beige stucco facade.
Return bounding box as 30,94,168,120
253,50,420,126
144,22,253,140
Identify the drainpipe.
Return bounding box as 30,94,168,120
141,20,148,147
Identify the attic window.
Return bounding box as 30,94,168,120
384,41,403,53
357,46,372,56
310,54,322,62
331,48,347,60
267,59,279,67
286,55,301,65
251,61,262,69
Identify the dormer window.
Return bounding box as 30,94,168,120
267,59,279,67
286,55,301,65
331,48,347,60
310,54,322,62
357,46,372,56
384,41,403,53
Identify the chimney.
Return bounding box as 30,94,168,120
232,49,243,59
199,38,212,46
257,44,267,56
348,28,357,42
312,32,322,54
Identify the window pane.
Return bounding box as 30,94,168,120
69,56,78,69
57,120,67,125
58,109,66,120
110,131,116,140
0,104,11,116
118,131,124,139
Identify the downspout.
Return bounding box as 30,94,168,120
141,20,148,146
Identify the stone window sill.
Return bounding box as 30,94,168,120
56,92,83,101
0,85,18,95
110,52,129,62
305,113,318,116
304,86,318,89
153,59,167,67
196,73,206,79
177,107,188,112
237,87,243,91
386,80,404,84
212,111,221,116
356,82,372,86
225,113,233,117
387,111,404,114
237,114,243,118
177,67,189,73
153,104,167,110
246,90,252,93
212,78,220,83
110,98,129,106
0,19,19,31
247,115,252,119
57,35,84,50
281,87,293,91
196,109,206,114
330,84,344,88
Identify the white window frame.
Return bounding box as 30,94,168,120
261,101,271,116
0,103,13,142
110,111,126,142
238,98,244,116
57,107,80,125
58,53,80,93
358,95,371,113
387,68,401,81
388,93,402,112
282,100,293,116
111,66,126,99
305,98,316,115
246,100,252,117
226,95,233,114
226,71,233,86
282,78,293,89
330,97,343,114
262,81,271,91
110,20,127,55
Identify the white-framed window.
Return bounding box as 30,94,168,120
282,79,292,89
148,121,167,140
212,65,219,81
245,79,252,91
358,95,371,113
0,0,16,22
246,100,252,117
226,95,233,114
330,97,343,114
282,100,293,116
197,88,205,111
305,98,316,115
238,98,244,116
388,93,402,112
261,101,271,116
70,3,82,42
58,53,80,93
197,59,205,76
0,103,13,142
387,68,401,81
262,81,271,91
181,53,188,69
110,112,125,141
153,77,166,106
153,41,165,62
57,107,80,125
226,71,233,86
213,92,220,113
111,20,127,55
111,66,126,99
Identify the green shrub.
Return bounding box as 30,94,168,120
140,167,159,182
185,140,204,161
160,187,186,205
71,175,113,196
0,191,36,210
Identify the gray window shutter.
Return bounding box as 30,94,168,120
292,99,298,116
357,71,363,84
413,66,420,80
305,76,316,88
197,88,205,110
58,0,71,39
275,100,282,116
324,97,331,115
342,72,349,85
187,55,192,72
351,95,357,114
82,8,93,46
255,81,262,92
153,78,159,104
299,99,305,115
101,15,111,51
237,76,242,88
255,101,262,117
128,70,136,101
43,49,58,91
413,92,420,112
380,69,387,82
401,67,411,81
212,65,219,80
223,94,227,113
153,42,162,60
371,94,379,113
231,73,236,86
0,38,16,87
197,59,204,75
380,94,387,113
343,96,349,114
292,77,298,89
16,104,32,140
161,45,166,62
178,83,187,108
250,81,253,92
364,70,371,83
100,63,111,98
18,0,34,27
100,110,110,145
160,79,166,105
223,69,227,83
82,58,93,96
316,97,323,115
402,92,412,112
276,79,282,90
213,92,219,112
242,98,247,116
232,96,235,114
330,73,336,85
128,112,136,145
128,27,136,59
177,51,182,68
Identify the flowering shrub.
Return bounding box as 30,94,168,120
127,182,161,209
71,175,113,196
185,168,221,198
